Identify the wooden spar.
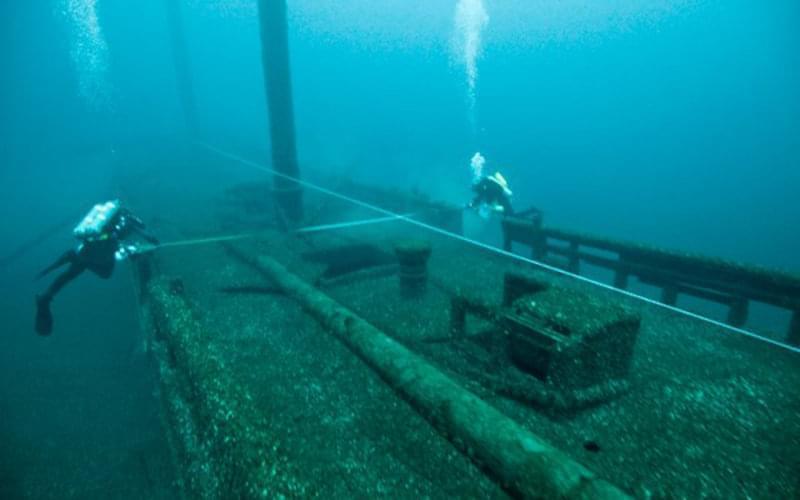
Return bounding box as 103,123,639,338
245,251,630,500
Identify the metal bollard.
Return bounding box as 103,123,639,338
394,240,432,299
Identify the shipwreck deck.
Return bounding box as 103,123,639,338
125,152,800,499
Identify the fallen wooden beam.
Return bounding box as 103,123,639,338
245,250,630,500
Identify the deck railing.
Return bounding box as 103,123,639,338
502,214,800,346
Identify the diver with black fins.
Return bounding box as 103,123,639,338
466,152,514,217
34,200,159,336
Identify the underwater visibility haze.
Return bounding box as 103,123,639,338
2,0,800,498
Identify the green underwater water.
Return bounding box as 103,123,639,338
2,1,800,498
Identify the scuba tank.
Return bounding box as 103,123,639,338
73,200,121,241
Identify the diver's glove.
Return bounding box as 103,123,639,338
115,243,157,261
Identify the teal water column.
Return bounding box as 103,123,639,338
257,0,303,222
165,0,197,136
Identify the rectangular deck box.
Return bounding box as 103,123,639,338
503,276,640,390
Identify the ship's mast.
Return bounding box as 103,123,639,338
257,0,303,223
165,0,197,137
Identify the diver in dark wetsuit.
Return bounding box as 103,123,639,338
468,173,514,216
35,200,158,336
465,152,514,217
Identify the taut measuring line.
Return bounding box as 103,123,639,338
197,141,800,355
137,214,416,253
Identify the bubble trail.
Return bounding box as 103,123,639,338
453,0,489,131
63,0,111,109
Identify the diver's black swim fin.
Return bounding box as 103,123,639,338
35,296,53,336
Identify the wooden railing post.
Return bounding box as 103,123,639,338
502,223,512,252
613,269,629,290
531,216,547,261
567,241,580,273
726,298,749,328
661,286,678,306
450,298,467,337
788,310,800,346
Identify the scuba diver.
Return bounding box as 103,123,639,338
466,152,514,216
34,200,158,336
